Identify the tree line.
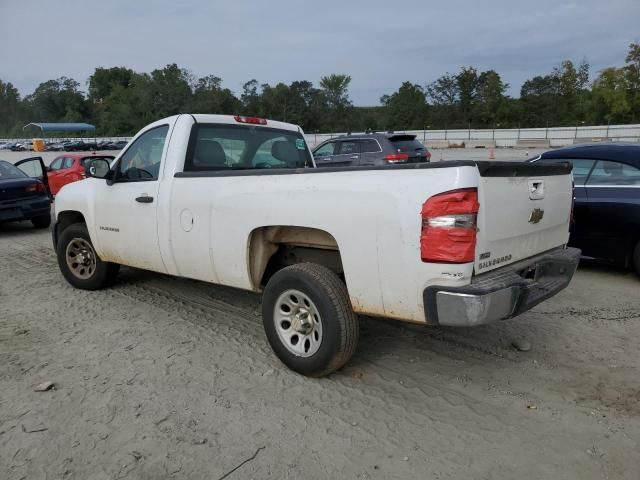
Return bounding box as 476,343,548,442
0,42,638,137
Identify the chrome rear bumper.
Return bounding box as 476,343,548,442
423,247,581,326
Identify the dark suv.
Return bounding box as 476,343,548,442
312,133,431,167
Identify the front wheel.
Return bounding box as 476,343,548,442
56,223,119,290
262,263,359,377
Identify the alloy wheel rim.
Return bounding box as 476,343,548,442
66,238,97,280
274,289,323,357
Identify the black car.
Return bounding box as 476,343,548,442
105,140,128,150
530,143,640,274
63,141,91,151
312,132,431,167
46,141,67,151
0,157,52,229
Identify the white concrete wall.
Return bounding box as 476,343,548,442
303,124,640,148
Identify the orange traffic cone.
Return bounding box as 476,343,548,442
488,147,496,159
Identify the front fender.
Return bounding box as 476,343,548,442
54,179,98,245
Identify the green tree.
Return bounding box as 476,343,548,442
260,82,292,120
241,79,261,115
147,64,193,119
0,80,23,135
426,73,458,106
97,72,153,135
592,67,631,123
457,66,480,125
426,72,460,128
319,74,353,131
381,82,428,130
88,67,136,103
624,42,640,121
26,77,89,123
474,70,509,126
186,75,240,114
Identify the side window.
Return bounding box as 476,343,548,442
49,158,64,171
360,139,381,153
62,157,75,169
587,160,640,186
314,142,336,157
570,159,595,186
536,158,594,186
338,141,358,155
117,125,169,181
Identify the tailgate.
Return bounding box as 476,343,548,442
474,161,573,274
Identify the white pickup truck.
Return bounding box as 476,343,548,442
53,114,580,376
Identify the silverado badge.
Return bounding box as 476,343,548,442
528,208,544,224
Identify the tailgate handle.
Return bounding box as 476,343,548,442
529,180,544,200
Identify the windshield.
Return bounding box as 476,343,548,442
389,136,425,153
186,124,312,171
0,160,27,179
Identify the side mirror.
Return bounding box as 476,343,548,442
85,158,111,179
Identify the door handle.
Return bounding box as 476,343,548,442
135,195,154,203
350,155,359,159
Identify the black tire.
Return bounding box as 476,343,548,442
31,214,51,229
262,263,359,377
633,241,640,277
56,223,119,290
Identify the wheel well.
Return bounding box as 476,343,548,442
54,211,86,249
57,211,86,232
248,226,343,288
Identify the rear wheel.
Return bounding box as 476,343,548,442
262,263,359,377
31,214,51,229
56,223,119,290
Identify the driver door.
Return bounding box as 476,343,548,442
92,125,169,272
15,157,52,198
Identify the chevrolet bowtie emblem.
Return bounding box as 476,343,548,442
529,208,544,224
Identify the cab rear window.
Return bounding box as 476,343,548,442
185,124,312,171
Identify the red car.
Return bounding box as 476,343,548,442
47,154,114,196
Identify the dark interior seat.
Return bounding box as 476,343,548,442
271,140,301,166
194,140,227,167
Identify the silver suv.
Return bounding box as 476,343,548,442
312,133,431,167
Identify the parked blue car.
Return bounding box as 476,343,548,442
530,143,640,275
0,157,52,229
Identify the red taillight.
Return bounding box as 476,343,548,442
384,153,409,163
234,115,267,125
426,151,431,161
25,182,46,194
420,188,479,263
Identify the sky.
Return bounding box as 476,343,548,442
0,0,638,105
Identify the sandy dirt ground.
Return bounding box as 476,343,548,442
1,220,639,479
